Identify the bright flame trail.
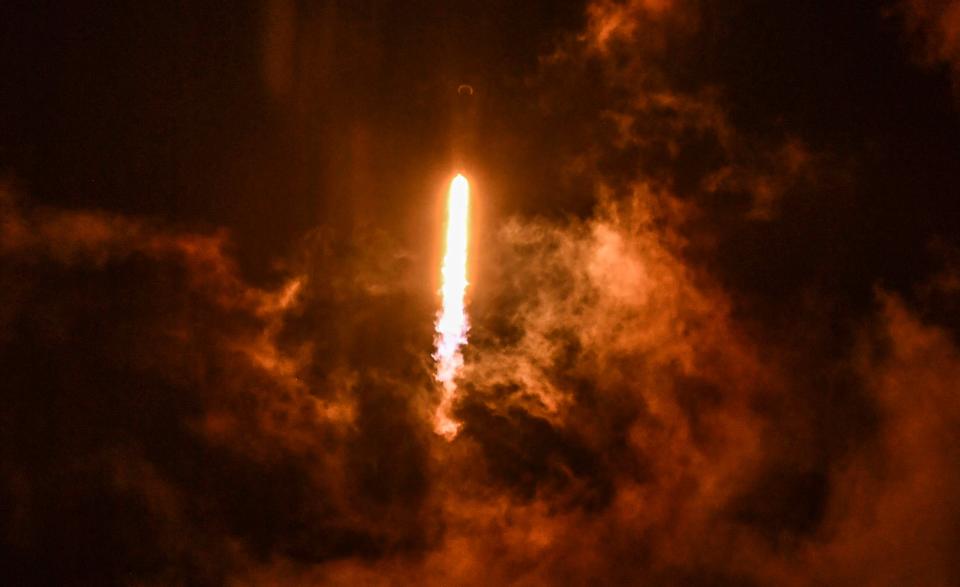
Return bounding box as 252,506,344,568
433,174,470,439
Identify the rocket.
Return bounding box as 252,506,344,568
433,82,477,440
451,83,479,173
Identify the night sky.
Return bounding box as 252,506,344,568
3,1,960,585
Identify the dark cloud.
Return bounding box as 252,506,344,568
901,0,960,93
3,1,960,585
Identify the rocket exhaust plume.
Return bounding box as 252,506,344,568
433,174,470,440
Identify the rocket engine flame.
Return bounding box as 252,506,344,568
433,174,470,439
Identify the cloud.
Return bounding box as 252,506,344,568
900,0,960,91
785,293,960,586
0,186,438,584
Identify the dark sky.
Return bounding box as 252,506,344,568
3,1,960,585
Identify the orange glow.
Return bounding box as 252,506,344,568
433,174,470,439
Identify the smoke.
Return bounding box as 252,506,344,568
3,0,960,585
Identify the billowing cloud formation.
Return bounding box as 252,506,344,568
3,1,960,586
